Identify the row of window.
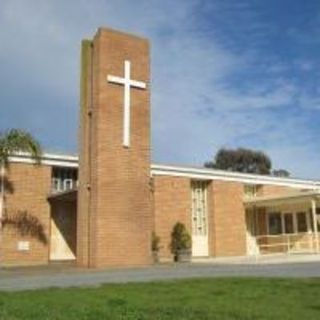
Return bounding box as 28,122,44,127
51,167,78,192
268,211,317,235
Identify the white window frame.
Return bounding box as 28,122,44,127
63,179,73,191
267,212,282,235
244,184,259,197
266,210,312,235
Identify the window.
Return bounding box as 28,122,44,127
297,212,308,232
51,167,78,193
284,213,294,234
268,213,282,235
63,179,74,191
52,178,61,192
244,184,259,197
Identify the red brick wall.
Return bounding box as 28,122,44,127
259,185,296,197
1,162,51,266
78,28,152,268
153,176,192,260
153,177,248,259
77,39,92,267
210,181,247,257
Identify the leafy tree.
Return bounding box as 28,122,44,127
0,129,42,233
205,148,272,175
0,129,41,164
272,169,290,177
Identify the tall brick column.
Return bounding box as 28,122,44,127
77,28,152,268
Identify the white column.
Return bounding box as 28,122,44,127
311,199,319,253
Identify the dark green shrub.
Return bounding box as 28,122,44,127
151,231,161,252
170,222,191,254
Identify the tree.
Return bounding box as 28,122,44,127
272,169,290,177
205,148,272,175
0,129,42,235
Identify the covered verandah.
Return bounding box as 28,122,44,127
244,191,320,257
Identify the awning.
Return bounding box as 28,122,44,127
244,190,320,208
47,189,77,202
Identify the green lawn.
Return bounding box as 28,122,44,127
1,278,320,319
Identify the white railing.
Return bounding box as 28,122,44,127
255,232,320,255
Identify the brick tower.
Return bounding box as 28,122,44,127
77,28,152,268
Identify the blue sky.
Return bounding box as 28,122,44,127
0,0,319,178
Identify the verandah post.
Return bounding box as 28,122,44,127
311,199,319,253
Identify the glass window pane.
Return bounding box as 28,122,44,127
297,212,307,232
268,213,282,235
284,213,294,234
244,184,260,197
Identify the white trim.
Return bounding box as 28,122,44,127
8,152,78,168
191,180,209,257
266,210,311,236
151,164,320,189
7,153,320,189
244,191,320,207
107,60,147,147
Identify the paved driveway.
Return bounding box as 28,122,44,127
1,261,320,291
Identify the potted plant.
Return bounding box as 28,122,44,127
151,231,161,263
170,222,192,262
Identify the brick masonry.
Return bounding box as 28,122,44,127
153,176,192,260
1,162,51,266
153,176,248,260
210,181,247,257
1,159,313,266
77,28,152,268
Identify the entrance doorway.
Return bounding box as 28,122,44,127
50,202,77,261
191,181,209,257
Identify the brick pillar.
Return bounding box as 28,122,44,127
77,28,152,268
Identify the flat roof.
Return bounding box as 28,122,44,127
151,164,320,189
48,189,77,202
244,190,320,207
9,152,78,168
8,152,320,189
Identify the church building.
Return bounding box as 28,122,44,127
1,28,320,268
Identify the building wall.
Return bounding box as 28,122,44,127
259,185,298,197
77,39,92,268
153,176,192,260
153,176,248,260
1,162,51,266
2,151,316,267
210,181,247,257
77,28,152,268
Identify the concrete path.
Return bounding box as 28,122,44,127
1,260,320,291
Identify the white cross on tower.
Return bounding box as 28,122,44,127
107,60,146,148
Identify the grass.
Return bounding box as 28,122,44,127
1,278,320,319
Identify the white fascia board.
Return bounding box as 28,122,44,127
9,152,79,168
8,153,320,189
151,164,320,190
244,191,320,206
